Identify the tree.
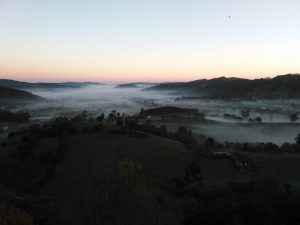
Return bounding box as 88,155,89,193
296,134,300,146
184,162,203,185
255,116,262,123
139,107,145,117
159,125,167,137
96,113,105,122
290,113,298,122
264,142,279,153
281,142,291,152
204,137,215,148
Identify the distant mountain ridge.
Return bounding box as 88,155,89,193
146,74,300,99
0,85,41,102
0,79,102,89
116,82,159,88
115,83,139,88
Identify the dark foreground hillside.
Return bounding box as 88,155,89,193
0,118,190,225
0,113,300,225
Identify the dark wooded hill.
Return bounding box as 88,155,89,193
146,74,300,99
0,85,41,101
0,79,102,89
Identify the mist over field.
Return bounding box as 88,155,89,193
25,84,172,117
4,84,297,145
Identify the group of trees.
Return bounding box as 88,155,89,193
201,134,300,154
137,120,195,148
171,174,300,225
0,109,30,122
232,138,300,153
163,162,300,225
139,106,200,116
0,115,81,195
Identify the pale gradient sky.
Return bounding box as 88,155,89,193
0,0,299,82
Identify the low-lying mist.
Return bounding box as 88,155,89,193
24,85,176,119
4,84,300,145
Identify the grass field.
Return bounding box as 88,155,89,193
1,120,300,225
240,152,300,187
33,126,192,225
197,158,252,186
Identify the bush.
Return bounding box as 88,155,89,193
38,152,58,164
91,124,103,132
290,113,298,122
281,142,291,152
82,127,89,134
15,144,34,159
0,109,30,122
21,135,30,143
264,142,280,153
0,202,35,225
68,127,77,135
204,137,215,148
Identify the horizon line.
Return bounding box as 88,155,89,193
1,73,299,84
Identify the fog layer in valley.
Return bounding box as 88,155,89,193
4,84,300,145
27,85,165,116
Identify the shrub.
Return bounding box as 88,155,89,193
290,113,298,122
0,109,30,122
82,127,89,134
15,144,34,159
0,202,35,225
38,152,58,164
21,135,30,143
264,142,280,153
204,137,215,148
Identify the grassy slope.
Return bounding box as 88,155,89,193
2,120,300,224
241,152,300,186
199,158,252,186
36,126,190,224
33,121,249,224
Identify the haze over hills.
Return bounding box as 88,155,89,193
0,79,102,89
0,85,42,102
115,82,159,88
146,74,300,99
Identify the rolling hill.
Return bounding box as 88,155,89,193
0,85,41,101
146,74,300,99
115,82,159,88
0,79,102,89
115,83,139,88
1,116,300,225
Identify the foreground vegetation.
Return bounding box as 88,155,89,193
0,109,299,225
0,109,31,122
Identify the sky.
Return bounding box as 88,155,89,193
0,0,299,82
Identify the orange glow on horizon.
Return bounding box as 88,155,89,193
0,54,299,82
0,68,298,83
